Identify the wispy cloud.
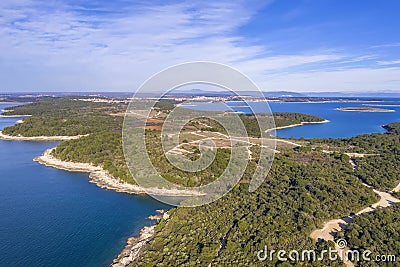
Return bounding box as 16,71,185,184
0,0,268,90
377,59,400,65
262,67,400,91
0,0,399,92
369,42,400,49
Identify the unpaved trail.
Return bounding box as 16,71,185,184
310,159,400,267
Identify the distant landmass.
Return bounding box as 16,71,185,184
161,89,400,98
1,90,399,102
304,91,400,98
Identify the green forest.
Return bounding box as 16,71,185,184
3,99,399,266
136,123,400,266
3,98,327,188
337,205,400,267
2,98,125,136
308,123,400,191
137,150,377,266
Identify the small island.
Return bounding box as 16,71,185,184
336,106,395,112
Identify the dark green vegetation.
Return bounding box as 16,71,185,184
2,97,126,116
3,114,122,136
309,122,400,154
309,123,400,191
154,99,182,112
2,99,324,188
3,99,399,266
144,130,230,187
190,112,324,138
52,131,133,183
0,94,52,103
239,112,324,138
49,113,323,187
273,112,324,127
2,99,324,139
355,155,400,191
135,122,400,266
2,98,125,136
383,122,400,135
337,205,400,267
137,151,376,266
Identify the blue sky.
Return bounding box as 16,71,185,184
1,0,400,92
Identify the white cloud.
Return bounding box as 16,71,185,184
369,42,400,49
0,1,267,90
377,59,400,65
0,0,399,92
261,67,400,92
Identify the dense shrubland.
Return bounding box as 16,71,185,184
136,123,400,266
52,131,133,183
337,205,400,267
137,151,377,266
4,99,400,266
2,98,125,136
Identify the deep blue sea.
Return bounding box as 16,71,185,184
181,101,400,138
0,104,169,267
0,100,399,266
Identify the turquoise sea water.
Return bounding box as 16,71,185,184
181,101,400,138
0,104,169,267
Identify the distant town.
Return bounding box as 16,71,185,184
1,90,400,104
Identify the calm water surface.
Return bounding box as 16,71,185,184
0,104,169,267
181,101,400,138
1,100,399,266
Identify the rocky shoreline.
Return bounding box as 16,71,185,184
0,114,31,118
34,148,203,197
110,210,170,267
0,131,85,141
266,119,330,133
33,148,202,265
110,225,155,267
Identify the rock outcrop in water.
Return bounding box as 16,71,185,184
110,210,170,267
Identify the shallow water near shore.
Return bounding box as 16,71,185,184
0,104,170,267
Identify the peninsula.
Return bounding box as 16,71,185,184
1,97,399,266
